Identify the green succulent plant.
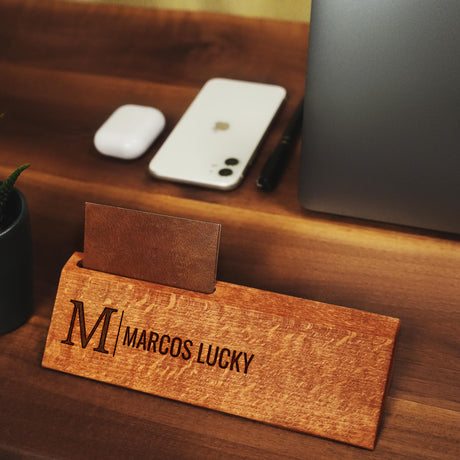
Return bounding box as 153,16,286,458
0,164,30,230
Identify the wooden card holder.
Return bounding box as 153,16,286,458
43,250,400,450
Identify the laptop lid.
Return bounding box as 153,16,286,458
299,0,460,234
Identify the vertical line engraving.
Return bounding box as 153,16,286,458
113,311,124,357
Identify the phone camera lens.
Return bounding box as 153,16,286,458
225,158,239,166
219,168,233,176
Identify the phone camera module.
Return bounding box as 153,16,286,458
225,158,239,166
219,168,233,176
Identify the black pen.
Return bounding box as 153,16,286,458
256,97,304,192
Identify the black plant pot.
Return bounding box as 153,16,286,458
0,187,33,335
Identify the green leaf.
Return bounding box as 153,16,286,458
0,164,30,229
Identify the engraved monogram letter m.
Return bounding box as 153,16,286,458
61,300,118,354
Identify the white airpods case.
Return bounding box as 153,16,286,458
94,104,165,160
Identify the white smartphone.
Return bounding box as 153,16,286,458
148,78,286,190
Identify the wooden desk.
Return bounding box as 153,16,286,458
1,1,458,458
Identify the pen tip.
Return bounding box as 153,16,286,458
256,177,273,192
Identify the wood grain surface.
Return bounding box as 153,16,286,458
0,0,459,458
43,253,399,450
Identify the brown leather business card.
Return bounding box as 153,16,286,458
83,203,220,293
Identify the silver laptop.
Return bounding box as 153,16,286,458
299,0,460,234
